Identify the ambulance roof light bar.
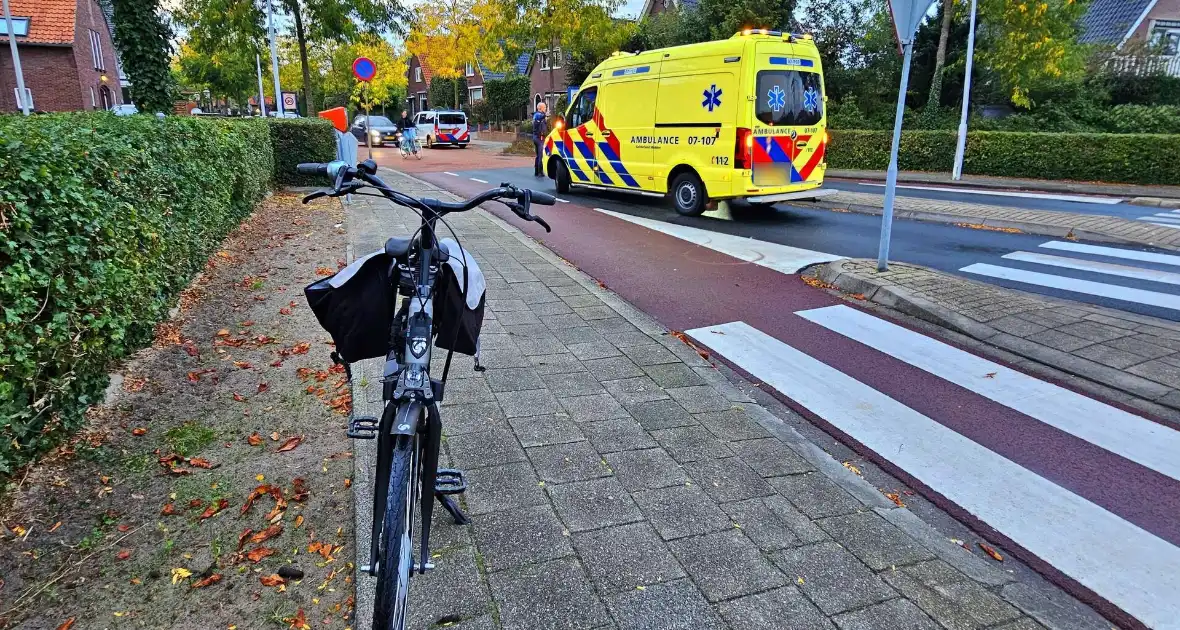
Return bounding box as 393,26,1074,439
735,29,804,42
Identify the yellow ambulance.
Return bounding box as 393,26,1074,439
543,30,827,216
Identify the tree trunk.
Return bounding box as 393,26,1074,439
289,1,315,115
928,0,955,110
454,78,460,109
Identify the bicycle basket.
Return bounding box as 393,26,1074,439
304,251,397,363
433,239,486,356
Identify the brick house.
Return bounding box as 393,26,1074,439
1080,0,1180,75
528,45,570,113
407,51,531,114
0,0,123,112
640,0,698,17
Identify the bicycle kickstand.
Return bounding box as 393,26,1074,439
435,468,470,525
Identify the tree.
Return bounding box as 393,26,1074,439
927,0,956,109
485,75,531,121
112,0,175,112
498,0,621,94
175,0,266,108
347,37,409,112
977,0,1091,108
277,0,407,115
407,0,504,109
692,0,795,40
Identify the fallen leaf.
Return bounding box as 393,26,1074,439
248,433,263,446
237,528,253,551
257,382,269,394
131,427,148,436
294,515,305,528
161,503,177,516
277,436,303,452
241,320,255,326
200,498,230,520
343,478,352,489
192,574,222,589
189,457,215,469
232,393,246,402
183,343,200,357
984,372,997,379
216,329,231,337
171,567,193,585
48,521,62,533
290,478,310,502
116,549,132,561
190,499,205,509
56,618,76,630
241,485,273,515
233,361,253,370
883,491,906,508
271,432,280,441
285,608,310,630
250,524,283,544
246,547,276,563
841,461,862,476
279,307,292,316
296,367,313,380
849,293,866,300
260,574,286,587
291,342,311,355
978,542,1004,562
315,266,335,276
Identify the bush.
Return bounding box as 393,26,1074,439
0,113,273,476
269,118,337,186
1108,74,1180,107
828,129,1180,185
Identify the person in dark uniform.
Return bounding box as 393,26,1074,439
532,102,548,177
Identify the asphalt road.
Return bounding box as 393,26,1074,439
419,164,1180,322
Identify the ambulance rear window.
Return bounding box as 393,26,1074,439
756,70,823,126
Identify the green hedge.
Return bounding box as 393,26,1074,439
269,118,337,186
828,130,1180,185
0,113,273,476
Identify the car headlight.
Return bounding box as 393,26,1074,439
370,130,381,137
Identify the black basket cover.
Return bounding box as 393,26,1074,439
304,251,396,363
434,241,486,356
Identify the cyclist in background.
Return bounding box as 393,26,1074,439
397,110,420,158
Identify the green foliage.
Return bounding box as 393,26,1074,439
268,118,339,186
1107,74,1180,107
828,129,1180,185
174,0,265,107
429,77,469,110
111,0,176,113
976,0,1091,108
484,76,531,122
0,113,273,477
165,421,217,456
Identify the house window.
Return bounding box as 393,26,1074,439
0,17,29,36
1151,21,1180,56
465,62,475,77
414,66,423,82
90,30,105,71
539,51,550,71
470,87,483,102
551,47,562,69
90,87,97,108
418,92,427,112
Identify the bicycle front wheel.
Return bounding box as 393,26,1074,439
373,435,416,630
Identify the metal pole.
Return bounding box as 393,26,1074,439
256,54,267,117
3,0,30,115
266,0,283,116
952,0,978,180
365,85,372,161
877,39,915,272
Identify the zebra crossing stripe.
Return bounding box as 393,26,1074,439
686,319,1180,629
1036,243,1180,267
1001,251,1180,286
960,263,1180,311
797,304,1180,482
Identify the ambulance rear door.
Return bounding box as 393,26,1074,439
749,42,825,188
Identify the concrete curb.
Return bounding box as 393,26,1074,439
802,200,1180,252
1129,197,1180,209
816,259,1180,421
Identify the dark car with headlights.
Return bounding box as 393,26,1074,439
350,115,400,147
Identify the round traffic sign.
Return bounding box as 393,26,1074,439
352,57,377,82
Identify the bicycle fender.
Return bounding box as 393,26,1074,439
389,399,423,436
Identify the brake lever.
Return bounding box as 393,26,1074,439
302,190,329,204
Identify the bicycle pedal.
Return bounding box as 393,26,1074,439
412,561,435,572
347,415,379,439
435,469,467,495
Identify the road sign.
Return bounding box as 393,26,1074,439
352,57,376,82
281,91,297,112
887,0,937,45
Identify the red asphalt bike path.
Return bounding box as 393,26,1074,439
413,169,1180,625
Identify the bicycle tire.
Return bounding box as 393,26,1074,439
372,435,416,630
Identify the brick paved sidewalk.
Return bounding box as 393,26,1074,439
819,259,1180,425
343,170,1103,630
800,191,1180,251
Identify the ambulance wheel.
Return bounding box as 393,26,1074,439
670,172,706,216
554,160,571,194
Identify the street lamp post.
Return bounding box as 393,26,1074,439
256,54,267,117
2,0,30,115
952,0,979,180
266,0,283,116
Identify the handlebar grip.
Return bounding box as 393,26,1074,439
297,163,328,175
529,190,557,206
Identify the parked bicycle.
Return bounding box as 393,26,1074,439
300,159,552,630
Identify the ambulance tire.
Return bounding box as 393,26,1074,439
554,160,571,194
670,172,706,217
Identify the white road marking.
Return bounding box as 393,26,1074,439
1002,251,1180,287
1146,222,1180,230
556,198,570,203
594,208,841,274
686,320,1180,629
857,182,1124,205
469,178,489,184
798,304,1180,482
1157,212,1180,218
1139,214,1180,224
443,172,460,177
961,263,1180,311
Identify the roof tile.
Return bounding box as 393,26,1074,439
1079,0,1153,45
